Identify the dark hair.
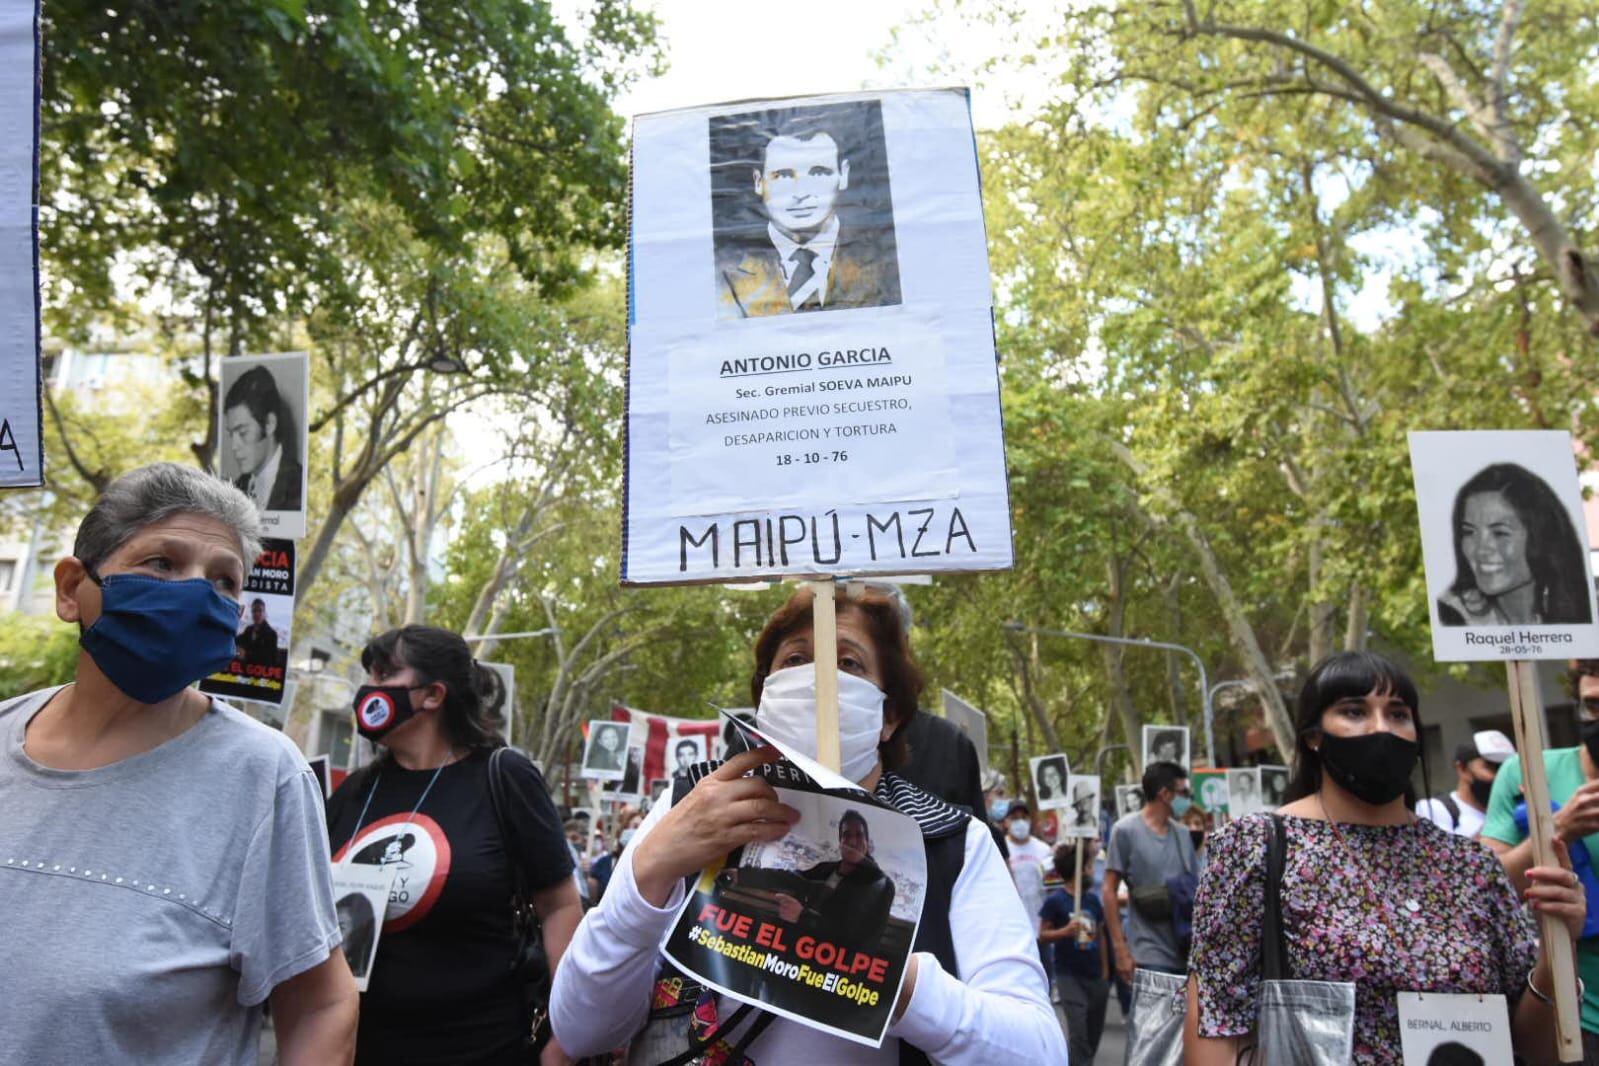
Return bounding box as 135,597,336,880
361,625,503,755
1448,463,1591,623
1425,1042,1485,1066
839,809,870,840
1282,652,1427,807
1568,660,1599,700
675,738,699,757
334,892,376,972
1142,760,1188,800
1052,842,1084,881
250,597,266,609
760,112,849,162
223,365,300,464
751,585,924,770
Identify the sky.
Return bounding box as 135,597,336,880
615,0,1030,130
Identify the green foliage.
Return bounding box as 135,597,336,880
0,613,79,694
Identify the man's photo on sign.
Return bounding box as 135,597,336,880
709,99,901,319
216,351,309,538
671,734,708,777
1142,724,1190,770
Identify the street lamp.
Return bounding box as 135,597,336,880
1003,622,1216,767
462,628,560,644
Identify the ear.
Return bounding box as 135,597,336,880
838,158,850,191
419,681,448,712
54,557,92,624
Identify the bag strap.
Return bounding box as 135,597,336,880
1260,814,1288,982
487,747,538,962
1439,792,1460,829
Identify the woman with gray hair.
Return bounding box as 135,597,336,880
0,463,357,1064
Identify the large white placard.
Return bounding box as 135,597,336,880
0,3,39,487
941,689,989,774
1408,431,1599,662
623,88,1011,585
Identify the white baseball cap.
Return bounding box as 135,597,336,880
1471,730,1516,764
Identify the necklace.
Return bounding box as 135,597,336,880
1316,792,1423,921
347,749,461,850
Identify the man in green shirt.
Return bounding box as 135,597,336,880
1482,660,1599,1061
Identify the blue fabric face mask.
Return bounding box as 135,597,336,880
1171,794,1194,818
79,570,242,704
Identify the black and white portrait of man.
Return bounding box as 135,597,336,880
710,100,901,319
1260,765,1290,810
217,352,310,538
1228,768,1264,818
672,734,708,777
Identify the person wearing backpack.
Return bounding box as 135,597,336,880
1416,730,1514,837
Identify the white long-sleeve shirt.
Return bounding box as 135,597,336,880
550,793,1067,1064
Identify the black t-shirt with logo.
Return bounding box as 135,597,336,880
327,747,573,1065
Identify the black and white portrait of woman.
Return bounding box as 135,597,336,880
1437,462,1592,627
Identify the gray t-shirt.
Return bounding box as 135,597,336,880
1106,809,1196,970
0,687,341,1064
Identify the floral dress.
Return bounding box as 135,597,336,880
1190,813,1537,1065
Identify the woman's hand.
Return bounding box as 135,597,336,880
1525,838,1587,942
633,746,800,906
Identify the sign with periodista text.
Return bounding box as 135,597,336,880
622,88,1011,585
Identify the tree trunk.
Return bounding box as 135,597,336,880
1101,554,1145,770
1344,584,1369,652
1110,440,1296,756
1307,517,1336,665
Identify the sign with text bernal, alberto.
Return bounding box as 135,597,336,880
623,88,1011,584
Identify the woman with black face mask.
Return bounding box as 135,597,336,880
1182,651,1585,1066
325,625,581,1065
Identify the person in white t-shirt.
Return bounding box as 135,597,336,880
1003,800,1055,985
1417,729,1514,838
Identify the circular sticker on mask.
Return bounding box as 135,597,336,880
357,692,395,731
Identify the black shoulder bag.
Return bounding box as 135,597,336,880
487,746,555,1060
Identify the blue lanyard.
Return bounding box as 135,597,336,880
347,757,451,850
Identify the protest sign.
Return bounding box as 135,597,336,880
1410,429,1597,1057
1142,724,1190,770
201,539,294,705
1396,991,1511,1065
661,716,925,1047
609,702,725,781
1227,768,1264,818
1114,784,1144,817
307,753,330,799
602,745,645,803
478,661,516,743
623,88,1011,585
940,689,989,774
580,719,630,782
1062,775,1100,838
1192,769,1229,815
1030,754,1071,811
0,2,39,487
218,352,310,539
1408,430,1599,662
1259,765,1289,810
332,863,397,992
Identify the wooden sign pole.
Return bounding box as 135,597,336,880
1506,658,1583,1062
1072,840,1084,911
806,579,842,774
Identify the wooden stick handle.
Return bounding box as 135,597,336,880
807,579,842,774
1507,659,1584,1062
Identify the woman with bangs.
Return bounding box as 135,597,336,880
1183,651,1585,1065
549,584,1065,1064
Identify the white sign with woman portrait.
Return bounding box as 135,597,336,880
580,720,631,782
1029,754,1071,811
1409,431,1599,662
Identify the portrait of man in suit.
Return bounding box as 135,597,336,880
224,365,304,513
712,101,902,319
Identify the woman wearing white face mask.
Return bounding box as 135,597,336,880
549,586,1066,1065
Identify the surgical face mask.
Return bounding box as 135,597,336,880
1171,794,1194,818
1317,729,1418,806
756,663,885,783
988,799,1010,822
619,828,636,848
1007,818,1030,840
1468,775,1494,808
79,570,241,704
353,684,428,741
